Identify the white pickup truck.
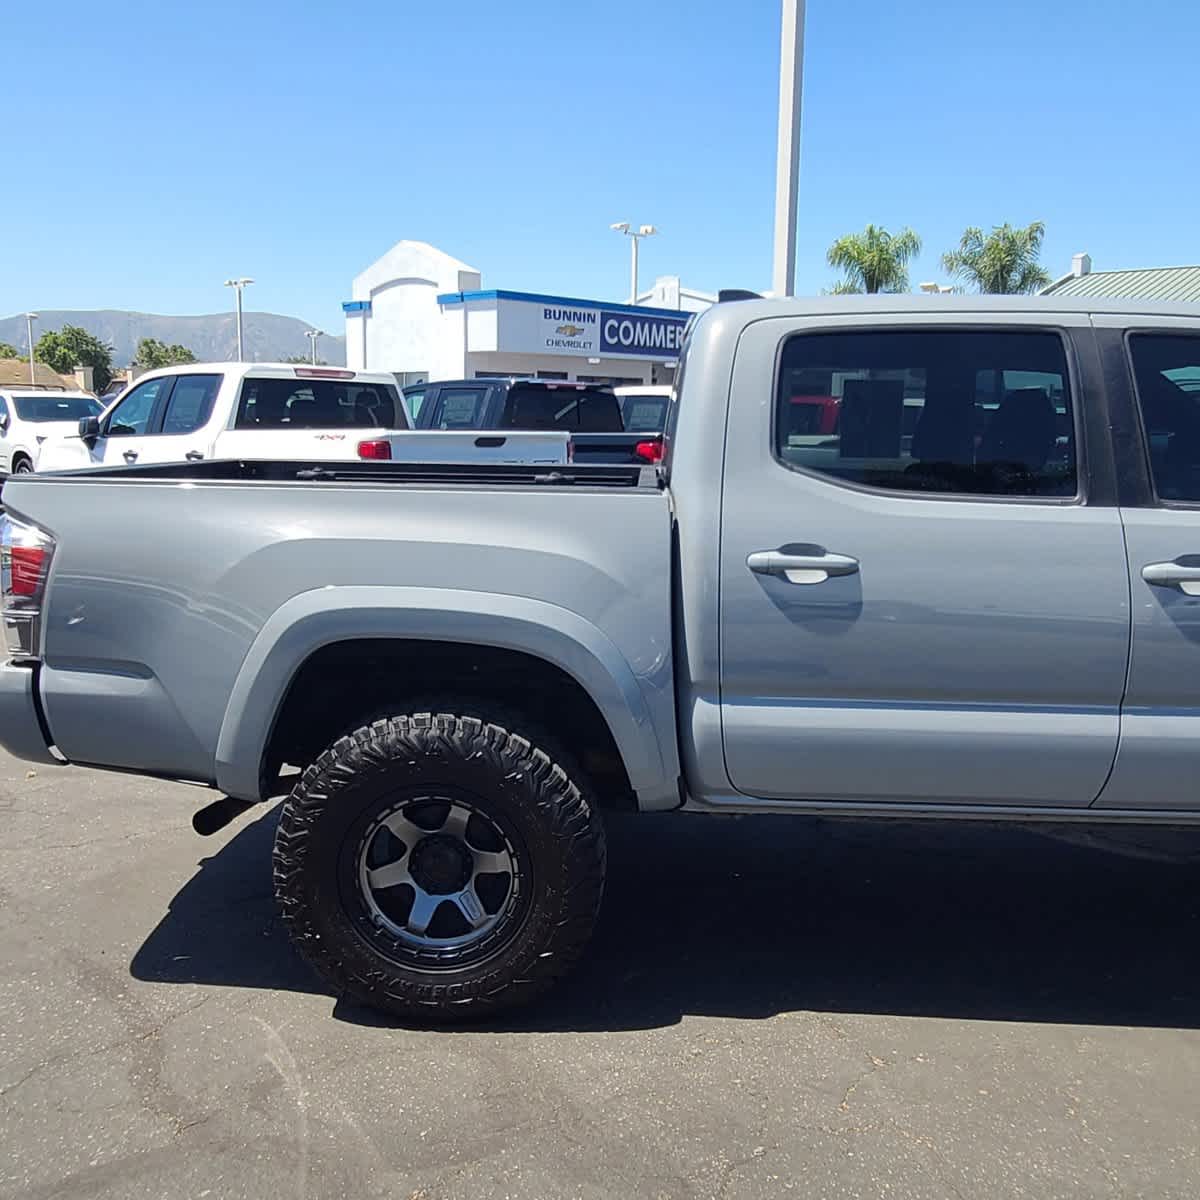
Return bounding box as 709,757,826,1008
35,363,570,470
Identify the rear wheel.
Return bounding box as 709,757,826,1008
272,703,606,1021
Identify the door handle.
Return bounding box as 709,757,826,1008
1143,561,1200,595
122,449,138,464
185,450,204,461
747,549,860,584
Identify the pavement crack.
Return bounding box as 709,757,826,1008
838,1051,892,1113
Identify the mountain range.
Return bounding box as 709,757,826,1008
0,310,347,367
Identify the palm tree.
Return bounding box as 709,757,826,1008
822,279,864,296
826,225,922,294
941,221,1052,294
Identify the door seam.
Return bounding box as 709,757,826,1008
1088,501,1135,807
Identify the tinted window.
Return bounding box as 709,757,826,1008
775,329,1075,497
159,374,221,435
433,388,489,429
13,396,101,422
235,377,407,429
105,377,171,437
504,385,622,431
1129,333,1200,501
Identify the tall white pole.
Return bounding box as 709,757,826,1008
25,313,37,385
772,0,805,298
235,287,245,362
630,236,640,305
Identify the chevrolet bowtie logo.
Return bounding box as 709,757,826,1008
556,323,586,337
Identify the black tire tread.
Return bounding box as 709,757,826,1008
272,702,606,1021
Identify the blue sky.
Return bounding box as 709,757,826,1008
3,0,1197,330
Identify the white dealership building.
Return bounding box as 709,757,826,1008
343,241,713,386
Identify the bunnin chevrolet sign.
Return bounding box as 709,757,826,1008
442,290,693,362
540,306,599,354
491,295,687,360
539,305,686,359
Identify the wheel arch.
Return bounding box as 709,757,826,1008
214,586,679,811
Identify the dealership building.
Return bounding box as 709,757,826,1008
343,241,713,387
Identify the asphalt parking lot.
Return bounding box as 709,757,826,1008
4,748,1200,1199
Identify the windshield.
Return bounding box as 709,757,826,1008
13,396,103,423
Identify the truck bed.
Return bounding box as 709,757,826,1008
0,459,677,808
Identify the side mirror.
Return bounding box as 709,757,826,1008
0,415,9,434
78,415,101,446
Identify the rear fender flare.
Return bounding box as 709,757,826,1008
214,585,672,806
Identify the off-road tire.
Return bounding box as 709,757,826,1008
272,703,606,1022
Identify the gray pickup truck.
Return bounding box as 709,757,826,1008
3,295,1200,1021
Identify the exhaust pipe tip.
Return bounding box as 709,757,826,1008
192,795,256,837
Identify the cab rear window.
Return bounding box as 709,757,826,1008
503,385,623,431
235,378,408,429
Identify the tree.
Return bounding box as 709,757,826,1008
826,224,922,294
283,354,328,365
0,342,20,360
133,337,197,369
34,325,113,391
822,279,864,296
941,221,1052,294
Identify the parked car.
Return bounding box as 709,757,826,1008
0,388,103,478
614,385,672,434
5,295,1200,1022
35,363,570,471
406,377,664,464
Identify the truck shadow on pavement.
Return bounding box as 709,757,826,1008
130,806,1200,1032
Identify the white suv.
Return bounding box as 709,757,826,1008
0,388,103,477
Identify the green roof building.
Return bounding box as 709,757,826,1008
1042,253,1200,302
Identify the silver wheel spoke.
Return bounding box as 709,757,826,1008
366,860,412,890
359,797,519,950
440,804,472,841
407,888,441,936
381,810,428,849
472,850,511,875
451,884,488,930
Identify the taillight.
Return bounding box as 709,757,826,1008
0,515,56,661
10,546,47,597
357,439,392,460
634,439,664,464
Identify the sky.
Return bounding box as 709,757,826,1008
3,0,1198,331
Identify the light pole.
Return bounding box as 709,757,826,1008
304,329,323,365
24,313,37,385
223,277,254,361
611,223,658,304
772,0,805,298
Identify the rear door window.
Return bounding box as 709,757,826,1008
774,328,1076,497
159,374,222,435
621,396,669,433
431,387,489,429
1129,333,1200,501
